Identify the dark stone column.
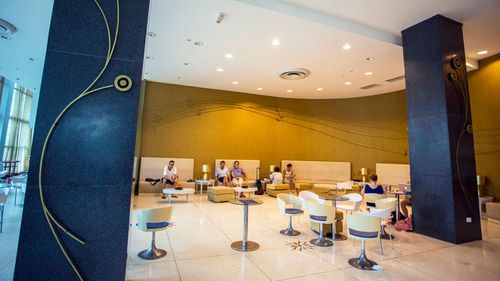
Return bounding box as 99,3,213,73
14,0,149,280
402,15,481,244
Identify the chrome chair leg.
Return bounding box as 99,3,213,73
280,216,301,236
349,240,378,270
310,223,333,247
138,232,167,260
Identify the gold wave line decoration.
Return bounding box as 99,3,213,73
143,103,408,140
37,1,120,280
143,105,407,155
144,100,408,135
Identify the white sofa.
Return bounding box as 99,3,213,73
138,157,195,193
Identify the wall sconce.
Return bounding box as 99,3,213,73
202,164,210,180
361,168,368,182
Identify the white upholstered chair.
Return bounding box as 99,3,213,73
346,213,381,270
277,194,304,236
136,206,173,260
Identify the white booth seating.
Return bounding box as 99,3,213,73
215,159,260,184
138,157,195,193
281,160,351,185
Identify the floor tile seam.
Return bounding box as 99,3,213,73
273,267,345,281
202,210,236,242
166,230,183,281
173,252,244,263
243,253,274,281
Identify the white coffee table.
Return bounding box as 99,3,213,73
233,187,258,199
162,188,195,203
195,179,215,195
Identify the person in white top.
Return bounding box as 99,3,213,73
270,166,284,184
162,160,178,199
283,163,295,189
215,161,230,186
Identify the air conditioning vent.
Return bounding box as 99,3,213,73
360,84,381,90
277,67,310,80
385,75,405,83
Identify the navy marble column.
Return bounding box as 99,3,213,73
402,15,481,243
14,0,149,280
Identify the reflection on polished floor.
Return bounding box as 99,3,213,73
126,194,500,281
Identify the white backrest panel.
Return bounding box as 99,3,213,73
281,160,351,182
140,157,194,181
375,163,410,185
215,159,260,181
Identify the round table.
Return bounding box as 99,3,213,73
232,187,257,199
230,198,262,252
162,188,195,203
319,194,350,241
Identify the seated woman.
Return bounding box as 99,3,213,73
215,161,230,186
361,173,384,207
270,166,283,184
283,163,295,188
230,161,247,187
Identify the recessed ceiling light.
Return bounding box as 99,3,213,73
342,43,351,50
145,72,151,75
28,57,36,62
184,62,191,66
194,41,204,46
225,53,233,58
147,32,156,37
317,88,323,91
366,57,375,61
216,68,223,72
257,87,263,91
232,81,239,85
345,81,352,85
16,78,20,80
272,39,280,46
477,50,488,55
177,76,183,80
365,72,373,76
287,89,293,93
1,36,12,40
186,39,192,42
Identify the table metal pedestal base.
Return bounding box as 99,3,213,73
231,241,259,252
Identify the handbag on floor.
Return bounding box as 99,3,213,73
394,215,413,231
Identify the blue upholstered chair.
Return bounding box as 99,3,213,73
277,194,304,236
136,206,173,260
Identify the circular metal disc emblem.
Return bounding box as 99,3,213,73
114,75,133,92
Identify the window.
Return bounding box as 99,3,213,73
3,84,33,173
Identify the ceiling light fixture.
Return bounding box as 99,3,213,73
345,81,352,85
272,39,280,46
232,81,239,85
477,50,488,55
28,57,36,62
216,12,225,23
365,72,373,76
366,57,375,61
147,32,156,37
177,76,183,80
225,53,233,58
287,89,293,93
216,68,223,72
342,43,351,50
145,72,151,75
194,41,204,46
317,88,323,91
257,88,263,91
184,62,191,66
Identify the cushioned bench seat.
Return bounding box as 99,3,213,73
208,186,233,203
486,202,500,224
266,184,289,197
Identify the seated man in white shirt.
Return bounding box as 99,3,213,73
270,166,283,184
162,160,178,199
215,161,230,186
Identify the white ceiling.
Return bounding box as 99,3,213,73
0,0,54,93
143,0,500,99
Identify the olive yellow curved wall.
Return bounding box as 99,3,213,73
140,82,409,181
469,53,500,199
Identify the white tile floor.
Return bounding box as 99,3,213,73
1,189,499,281
126,194,500,281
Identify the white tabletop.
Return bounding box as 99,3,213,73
163,188,195,194
195,179,215,184
233,187,258,193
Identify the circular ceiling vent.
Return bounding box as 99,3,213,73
277,67,310,80
0,19,17,39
